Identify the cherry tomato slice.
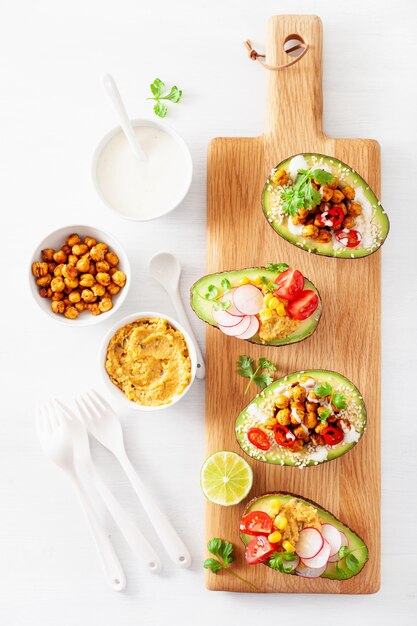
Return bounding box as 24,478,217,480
334,229,362,248
322,426,344,446
247,428,270,451
245,535,276,565
287,290,319,320
240,511,274,536
317,205,345,229
274,269,304,301
273,424,296,448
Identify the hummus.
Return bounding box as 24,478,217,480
280,498,321,545
105,317,191,406
259,311,300,344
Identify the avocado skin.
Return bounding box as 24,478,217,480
240,491,369,580
235,369,367,467
190,266,322,346
262,153,390,259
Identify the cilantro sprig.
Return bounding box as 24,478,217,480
147,78,183,118
335,545,363,578
237,355,276,394
204,538,258,590
268,551,297,573
202,279,232,311
281,168,335,217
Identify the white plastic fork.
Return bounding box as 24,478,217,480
77,391,191,568
56,399,162,574
36,402,126,591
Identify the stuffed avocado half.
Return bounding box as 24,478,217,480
240,492,368,579
190,265,322,346
262,153,389,258
235,369,366,467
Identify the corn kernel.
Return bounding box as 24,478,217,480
263,292,274,307
268,498,281,516
282,540,295,552
268,531,282,544
238,277,250,286
260,309,273,321
274,514,288,531
276,302,286,316
251,274,262,285
268,296,279,309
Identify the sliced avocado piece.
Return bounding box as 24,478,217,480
262,153,389,258
240,492,368,579
235,369,366,466
190,267,322,346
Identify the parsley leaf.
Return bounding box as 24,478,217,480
310,168,335,185
205,285,218,301
164,85,182,103
346,553,360,573
204,538,258,590
237,355,276,394
221,278,231,291
203,557,223,573
147,78,183,117
150,78,165,98
280,167,334,217
153,102,168,118
317,407,331,422
332,393,347,410
267,263,289,273
269,551,297,573
315,382,332,397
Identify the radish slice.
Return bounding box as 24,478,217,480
212,307,244,327
235,316,259,340
328,531,349,562
296,563,327,578
295,527,324,559
233,285,264,315
321,524,342,557
218,316,251,336
281,556,300,573
220,289,243,316
301,539,331,568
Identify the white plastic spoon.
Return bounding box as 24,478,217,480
148,252,205,379
102,73,146,161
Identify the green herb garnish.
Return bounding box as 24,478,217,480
336,546,361,575
332,393,347,410
314,382,332,397
237,355,276,394
147,78,183,117
268,551,297,573
266,263,289,273
202,281,231,311
221,278,231,290
204,538,258,590
281,168,335,217
317,407,331,422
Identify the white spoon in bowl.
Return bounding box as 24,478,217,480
148,252,205,380
102,73,146,161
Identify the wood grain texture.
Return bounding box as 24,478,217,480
205,15,380,594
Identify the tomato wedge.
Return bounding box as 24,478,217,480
247,428,270,451
245,535,276,565
287,290,319,320
317,205,344,229
322,426,344,446
273,424,296,448
240,511,273,536
334,229,362,248
274,269,304,301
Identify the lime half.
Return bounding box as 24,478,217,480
200,451,253,506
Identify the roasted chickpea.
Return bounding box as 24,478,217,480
291,207,310,225
311,433,325,447
32,261,49,278
105,251,119,267
331,189,345,203
52,292,64,301
291,439,304,452
62,264,78,280
264,416,278,430
64,277,79,290
320,186,333,202
72,243,89,256
293,425,310,441
111,270,126,287
36,274,52,287
291,385,306,402
61,244,71,255
51,300,65,314
47,288,53,298
47,262,56,274
90,245,105,262
79,273,95,288
81,288,95,303
39,287,48,298
41,248,55,262
342,185,355,200
53,250,67,264
305,401,317,413
307,391,319,403
275,394,290,410
96,272,111,287
271,168,289,186
106,283,120,296
348,202,362,216
338,202,348,215
75,301,85,312
64,305,79,319
89,262,97,276
84,236,97,248
50,277,65,292
328,177,339,190
76,255,90,273
54,263,64,277
96,260,110,273
91,283,106,297
99,297,113,313
301,224,319,239
68,291,81,303
315,422,328,434
342,216,355,229
316,229,332,243
66,233,81,247
304,412,318,429
276,408,291,426
88,303,102,316
68,254,79,266
290,403,305,425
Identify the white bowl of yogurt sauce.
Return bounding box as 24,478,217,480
92,118,193,221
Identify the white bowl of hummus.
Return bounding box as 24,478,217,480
100,312,197,411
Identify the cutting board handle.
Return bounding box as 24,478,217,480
265,15,324,143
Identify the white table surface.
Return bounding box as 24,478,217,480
1,0,416,623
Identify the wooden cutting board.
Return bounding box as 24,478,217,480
205,15,380,594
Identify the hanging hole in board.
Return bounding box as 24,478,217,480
283,34,305,58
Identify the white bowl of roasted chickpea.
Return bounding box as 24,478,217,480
29,225,130,325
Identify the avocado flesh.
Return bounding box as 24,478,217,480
240,492,368,579
262,153,389,258
190,268,322,346
235,369,366,466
